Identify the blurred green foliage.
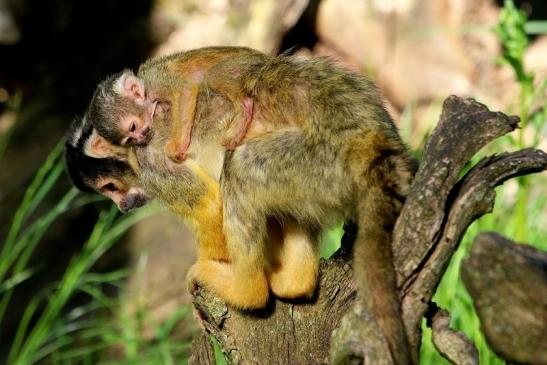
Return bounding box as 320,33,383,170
420,1,546,364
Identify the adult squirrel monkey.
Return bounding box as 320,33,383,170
68,47,415,364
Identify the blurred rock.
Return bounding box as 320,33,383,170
526,35,547,86
0,0,20,45
317,0,502,107
151,0,309,55
462,233,547,365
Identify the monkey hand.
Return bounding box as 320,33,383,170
186,260,270,309
186,263,202,294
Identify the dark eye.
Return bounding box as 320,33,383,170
130,122,137,132
123,137,135,146
102,183,118,192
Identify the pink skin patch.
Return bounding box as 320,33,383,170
144,100,158,127
175,122,193,161
223,97,254,150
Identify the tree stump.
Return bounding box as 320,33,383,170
189,96,547,365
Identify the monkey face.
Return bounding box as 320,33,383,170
119,113,152,147
95,176,150,214
65,134,151,214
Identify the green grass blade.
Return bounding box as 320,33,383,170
0,188,79,326
6,295,42,364
10,204,157,365
2,140,64,261
0,266,41,294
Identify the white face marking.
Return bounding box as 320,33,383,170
113,71,128,95
83,128,101,157
69,124,83,147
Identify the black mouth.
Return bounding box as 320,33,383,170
119,193,150,213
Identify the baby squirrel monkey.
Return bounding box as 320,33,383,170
85,46,265,162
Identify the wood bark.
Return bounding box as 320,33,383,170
425,303,479,365
189,96,547,365
461,232,547,365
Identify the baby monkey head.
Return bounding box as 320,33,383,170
65,119,150,214
87,70,154,148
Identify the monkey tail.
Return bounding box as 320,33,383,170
353,148,413,364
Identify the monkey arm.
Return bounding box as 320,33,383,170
164,84,199,163
167,159,228,262
204,67,254,150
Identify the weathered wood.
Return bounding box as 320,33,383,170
461,232,547,365
192,251,356,365
189,96,547,364
401,148,547,359
189,333,217,365
393,96,519,284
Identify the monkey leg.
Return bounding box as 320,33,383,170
212,201,271,309
267,222,319,299
222,97,254,149
203,66,254,149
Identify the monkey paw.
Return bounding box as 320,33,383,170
268,264,318,300
186,264,202,294
165,141,186,163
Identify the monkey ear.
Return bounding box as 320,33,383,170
85,129,126,160
114,70,146,104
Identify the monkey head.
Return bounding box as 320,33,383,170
86,70,155,149
65,118,150,213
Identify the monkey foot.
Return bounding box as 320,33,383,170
268,265,318,299
187,261,269,309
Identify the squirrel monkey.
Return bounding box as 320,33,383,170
85,46,266,163
68,48,414,363
182,55,414,363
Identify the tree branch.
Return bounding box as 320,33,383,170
425,303,479,365
191,251,356,364
189,333,217,365
400,148,547,358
